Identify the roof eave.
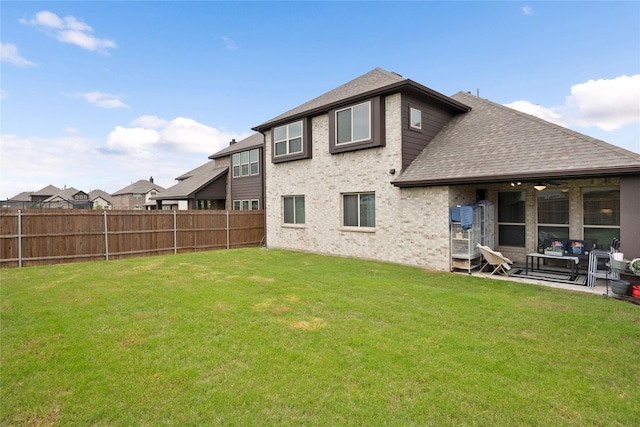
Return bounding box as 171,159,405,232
392,166,640,188
252,80,470,133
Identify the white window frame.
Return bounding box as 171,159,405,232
273,121,303,157
335,101,371,145
283,195,305,225
232,149,259,178
233,199,259,210
342,192,375,228
410,107,422,130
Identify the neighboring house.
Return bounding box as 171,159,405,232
89,189,114,210
43,187,92,209
208,133,265,211
151,160,228,210
30,185,62,204
111,178,165,210
252,67,640,271
2,191,34,209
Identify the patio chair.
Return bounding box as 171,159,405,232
477,244,513,277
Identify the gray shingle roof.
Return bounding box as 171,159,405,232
112,179,165,196
89,189,113,204
8,191,33,201
253,68,469,132
44,187,84,202
32,185,61,196
393,91,640,187
209,132,263,160
153,161,228,199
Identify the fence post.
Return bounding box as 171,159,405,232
173,210,177,254
226,211,230,250
103,210,109,261
17,210,22,268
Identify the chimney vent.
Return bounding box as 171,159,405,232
230,139,236,145
149,176,154,183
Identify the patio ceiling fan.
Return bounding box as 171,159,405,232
533,180,567,191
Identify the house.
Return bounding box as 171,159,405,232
88,189,114,210
29,185,61,205
2,191,34,209
43,187,92,209
151,160,228,210
207,133,265,211
111,178,165,210
252,67,640,271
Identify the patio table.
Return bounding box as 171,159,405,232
526,253,580,281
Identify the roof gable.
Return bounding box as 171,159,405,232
393,92,640,187
153,161,228,199
253,67,469,132
32,185,61,196
112,179,165,195
209,133,263,160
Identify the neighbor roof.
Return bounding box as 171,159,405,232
209,133,264,159
44,187,84,202
89,189,113,204
32,185,61,196
152,161,228,200
253,67,469,132
112,179,165,196
393,91,640,187
8,191,33,202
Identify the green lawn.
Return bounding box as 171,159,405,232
1,248,638,426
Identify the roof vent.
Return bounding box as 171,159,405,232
229,139,237,145
149,176,154,183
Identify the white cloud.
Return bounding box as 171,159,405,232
223,36,238,51
103,116,251,157
79,91,129,109
521,6,534,16
20,10,116,53
1,42,36,67
504,74,640,132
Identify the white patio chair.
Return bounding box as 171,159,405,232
477,244,513,277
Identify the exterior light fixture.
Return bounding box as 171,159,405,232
533,183,547,191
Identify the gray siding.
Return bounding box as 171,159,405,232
231,174,262,205
621,175,640,259
196,174,228,200
401,94,455,170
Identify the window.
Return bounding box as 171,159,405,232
343,192,375,228
197,200,213,210
232,149,259,178
537,188,569,246
583,188,620,249
410,107,422,129
283,196,305,225
132,193,142,200
233,199,259,210
274,121,303,156
498,191,525,247
336,102,371,145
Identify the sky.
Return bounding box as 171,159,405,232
1,1,639,200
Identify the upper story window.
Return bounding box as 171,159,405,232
232,148,259,178
410,107,422,130
132,193,142,200
329,96,384,155
274,121,303,156
336,101,371,145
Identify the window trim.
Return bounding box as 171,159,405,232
409,106,422,130
271,118,312,164
341,192,376,229
335,101,372,145
283,195,305,226
232,148,260,178
232,199,260,210
329,96,385,155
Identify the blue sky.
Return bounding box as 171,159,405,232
1,1,639,200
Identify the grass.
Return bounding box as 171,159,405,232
1,248,639,426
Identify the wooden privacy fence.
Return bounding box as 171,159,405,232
0,210,265,268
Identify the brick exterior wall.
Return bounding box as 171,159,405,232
264,93,454,271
